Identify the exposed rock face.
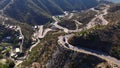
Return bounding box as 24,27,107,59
96,62,118,68
31,62,41,68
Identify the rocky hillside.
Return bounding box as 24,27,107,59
0,0,110,25
1,1,120,68
19,32,113,68
69,4,120,60
16,4,120,68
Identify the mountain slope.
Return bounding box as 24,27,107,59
2,0,110,25
0,0,10,9
19,32,112,68
69,4,120,60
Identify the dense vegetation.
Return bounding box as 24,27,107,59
4,19,34,50
58,20,76,30
0,59,15,68
0,25,19,47
0,26,16,68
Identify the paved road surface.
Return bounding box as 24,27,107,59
15,4,120,67
58,35,120,67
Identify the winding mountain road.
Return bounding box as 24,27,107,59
29,39,40,52
15,4,120,67
56,5,120,67
29,25,52,52
52,16,69,33
68,13,74,19
17,26,24,52
58,35,120,67
86,5,110,29
52,5,110,33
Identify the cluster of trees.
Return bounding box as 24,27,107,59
4,19,34,50
58,20,76,30
0,59,15,68
0,25,19,47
